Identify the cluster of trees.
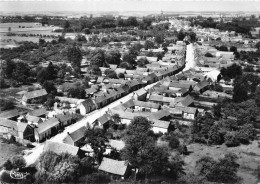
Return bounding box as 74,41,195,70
195,153,240,183
121,116,185,180
240,50,260,64
192,107,257,146
191,16,260,35
220,63,242,81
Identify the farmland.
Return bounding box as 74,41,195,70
0,22,62,47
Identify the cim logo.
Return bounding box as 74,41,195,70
9,170,29,180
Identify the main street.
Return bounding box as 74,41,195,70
24,43,195,166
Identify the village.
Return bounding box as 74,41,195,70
1,10,260,184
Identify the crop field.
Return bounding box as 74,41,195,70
0,22,62,36
184,141,260,184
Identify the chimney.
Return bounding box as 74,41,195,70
67,132,70,135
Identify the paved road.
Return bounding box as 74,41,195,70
183,43,196,71
24,45,190,166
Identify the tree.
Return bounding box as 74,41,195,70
220,63,242,79
37,151,81,183
155,34,164,44
121,116,183,179
9,155,26,169
12,61,31,83
233,74,260,102
224,131,240,147
137,57,149,67
84,128,108,164
89,49,106,67
42,81,57,94
118,73,125,78
144,40,155,50
88,65,101,76
208,124,224,145
3,59,15,78
105,49,121,65
205,52,213,57
218,45,228,51
67,45,82,68
163,132,180,149
64,20,70,29
177,30,186,41
67,87,86,99
122,53,136,67
188,31,196,42
207,153,240,183
230,46,237,52
104,69,117,79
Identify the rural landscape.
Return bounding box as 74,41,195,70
1,0,260,184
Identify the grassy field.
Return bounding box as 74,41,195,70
184,141,260,184
0,141,26,167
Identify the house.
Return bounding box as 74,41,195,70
94,95,107,109
193,80,209,93
27,108,47,118
79,99,96,115
110,109,150,125
43,140,84,157
176,88,189,97
62,126,87,147
34,118,60,142
56,114,72,127
22,89,47,104
174,95,194,107
148,109,171,121
151,119,170,134
134,100,160,112
25,115,43,125
216,51,234,60
0,118,34,141
95,113,111,128
172,106,198,120
16,122,35,141
98,158,130,179
0,109,20,120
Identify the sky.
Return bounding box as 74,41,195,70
0,0,260,13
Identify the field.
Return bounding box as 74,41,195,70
184,141,260,184
0,22,62,46
0,141,26,167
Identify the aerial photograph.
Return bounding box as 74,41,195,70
0,0,260,183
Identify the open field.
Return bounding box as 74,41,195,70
0,141,26,167
0,35,55,45
0,22,62,34
184,141,260,184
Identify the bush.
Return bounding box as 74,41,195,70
164,132,180,149
205,52,213,57
225,132,240,147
